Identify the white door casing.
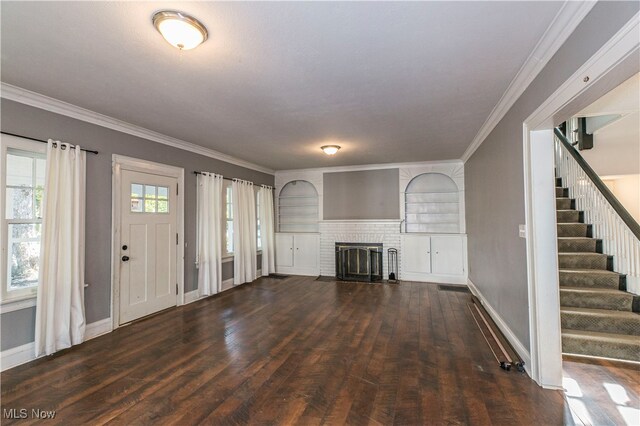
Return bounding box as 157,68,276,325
111,155,184,329
119,170,177,324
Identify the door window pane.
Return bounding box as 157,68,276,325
144,199,157,213
145,185,156,198
131,198,143,212
130,184,169,213
157,186,168,200
157,200,168,213
131,184,144,198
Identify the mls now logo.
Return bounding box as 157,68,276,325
3,408,56,419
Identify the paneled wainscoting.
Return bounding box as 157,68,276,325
2,276,636,425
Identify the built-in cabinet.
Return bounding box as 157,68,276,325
275,233,320,276
400,234,466,284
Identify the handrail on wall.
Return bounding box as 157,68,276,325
554,127,640,240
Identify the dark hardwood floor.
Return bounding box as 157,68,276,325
1,276,636,425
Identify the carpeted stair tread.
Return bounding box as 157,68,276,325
556,187,568,197
557,237,600,253
559,269,625,290
557,223,591,237
562,329,640,362
556,198,574,209
561,307,640,336
558,252,612,270
560,287,634,311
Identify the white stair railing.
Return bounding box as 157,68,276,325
554,129,640,294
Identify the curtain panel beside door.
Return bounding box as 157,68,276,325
35,140,86,357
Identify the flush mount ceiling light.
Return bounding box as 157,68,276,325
152,10,208,50
321,145,341,156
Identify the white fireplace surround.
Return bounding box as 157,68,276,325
319,220,401,278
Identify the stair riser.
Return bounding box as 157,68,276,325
556,187,568,197
557,210,582,223
558,254,612,271
559,271,625,291
561,312,640,336
556,198,575,210
557,224,592,237
560,291,633,311
557,239,600,253
556,177,563,187
562,335,640,362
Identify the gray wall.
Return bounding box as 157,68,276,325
464,1,639,352
323,169,400,220
1,99,273,350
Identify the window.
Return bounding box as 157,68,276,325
131,184,169,213
256,189,262,250
224,183,233,255
2,143,46,302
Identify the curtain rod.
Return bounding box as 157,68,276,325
1,131,99,155
194,171,274,189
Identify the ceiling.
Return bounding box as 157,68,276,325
1,1,564,171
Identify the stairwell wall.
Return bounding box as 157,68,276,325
464,1,639,353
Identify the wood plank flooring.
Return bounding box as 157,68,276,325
1,276,634,425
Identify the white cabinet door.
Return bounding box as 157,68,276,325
275,234,294,267
293,234,319,270
401,235,431,274
431,235,464,275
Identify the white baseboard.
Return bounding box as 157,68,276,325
84,318,113,341
184,289,200,305
1,317,113,372
222,278,235,291
1,342,36,372
467,278,532,376
184,274,257,305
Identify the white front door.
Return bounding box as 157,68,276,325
119,169,178,324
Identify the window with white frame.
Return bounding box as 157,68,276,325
2,139,47,302
224,182,233,255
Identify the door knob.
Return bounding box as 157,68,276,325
122,255,130,262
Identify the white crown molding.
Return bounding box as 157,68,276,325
0,83,275,175
277,158,463,174
461,0,597,163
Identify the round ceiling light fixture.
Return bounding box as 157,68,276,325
152,10,208,50
320,145,341,156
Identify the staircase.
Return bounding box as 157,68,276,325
556,178,640,362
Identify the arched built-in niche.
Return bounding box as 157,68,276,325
405,172,460,233
278,180,319,232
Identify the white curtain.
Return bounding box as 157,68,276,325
233,179,257,285
196,173,224,297
259,185,275,276
35,140,86,357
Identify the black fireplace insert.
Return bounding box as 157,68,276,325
335,242,383,282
